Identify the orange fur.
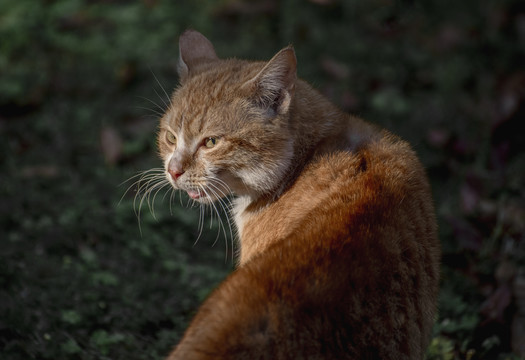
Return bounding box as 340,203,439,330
158,30,440,359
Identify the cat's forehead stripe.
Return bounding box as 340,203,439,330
167,61,263,146
177,79,233,134
180,103,210,138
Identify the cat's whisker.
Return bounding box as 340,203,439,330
126,170,237,259
134,172,167,211
208,180,236,224
133,172,166,204
206,179,233,202
209,176,234,195
119,168,166,235
198,185,226,248
123,175,164,234
220,201,235,262
148,180,171,220
129,173,166,197
120,168,165,185
149,68,173,110
207,181,234,220
134,175,167,198
206,195,215,230
168,188,177,216
207,176,235,210
162,185,173,202
119,168,165,205
194,200,205,246
179,190,184,207
136,95,167,115
138,178,169,221
154,88,169,111
202,182,235,261
134,105,165,118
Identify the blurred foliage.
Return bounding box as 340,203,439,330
1,0,524,359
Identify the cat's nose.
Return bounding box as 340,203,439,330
168,168,184,180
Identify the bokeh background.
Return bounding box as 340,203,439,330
1,0,524,359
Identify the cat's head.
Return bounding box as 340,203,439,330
158,30,297,203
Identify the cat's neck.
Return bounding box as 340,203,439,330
265,80,374,201
233,80,376,235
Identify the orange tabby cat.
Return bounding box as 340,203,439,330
157,30,440,359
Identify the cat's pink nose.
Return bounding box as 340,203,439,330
168,169,184,180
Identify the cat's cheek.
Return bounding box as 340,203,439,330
215,169,252,197
237,167,276,194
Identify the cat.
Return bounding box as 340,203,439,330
155,29,440,359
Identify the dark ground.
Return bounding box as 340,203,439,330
1,0,524,359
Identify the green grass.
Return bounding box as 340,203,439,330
1,0,524,358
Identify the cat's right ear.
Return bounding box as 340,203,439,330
177,30,219,82
244,46,297,118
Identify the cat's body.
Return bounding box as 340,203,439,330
158,30,440,359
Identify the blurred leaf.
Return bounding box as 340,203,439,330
370,88,410,115
90,330,127,355
426,336,455,360
91,271,120,286
61,338,82,354
61,310,82,325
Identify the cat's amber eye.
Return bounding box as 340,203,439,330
205,137,217,148
166,132,177,145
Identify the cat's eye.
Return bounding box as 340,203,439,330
166,132,177,145
204,137,217,148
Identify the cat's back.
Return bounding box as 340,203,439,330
240,129,439,267
211,131,441,359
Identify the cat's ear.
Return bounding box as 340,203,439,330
178,30,219,82
247,46,297,117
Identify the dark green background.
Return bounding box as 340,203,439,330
1,0,524,359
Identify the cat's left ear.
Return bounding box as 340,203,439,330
178,30,219,82
246,46,297,117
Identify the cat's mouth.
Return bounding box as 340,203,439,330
185,188,218,203
186,189,205,200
